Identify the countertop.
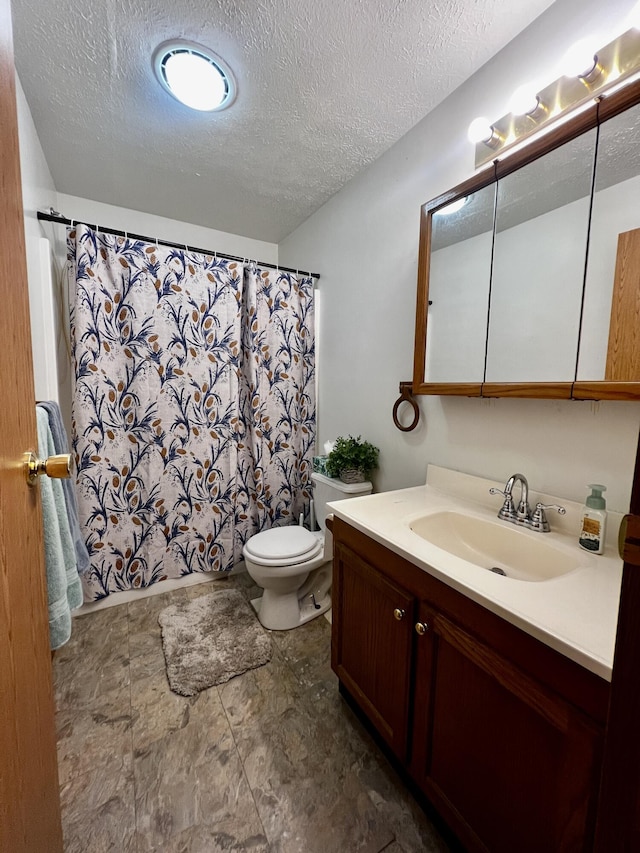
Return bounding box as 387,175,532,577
328,465,623,681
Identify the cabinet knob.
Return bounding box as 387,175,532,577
393,608,405,621
415,622,429,635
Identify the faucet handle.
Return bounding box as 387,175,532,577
489,487,516,522
529,502,567,532
535,502,566,515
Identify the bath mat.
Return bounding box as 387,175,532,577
158,589,272,696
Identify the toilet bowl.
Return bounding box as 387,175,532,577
242,472,373,630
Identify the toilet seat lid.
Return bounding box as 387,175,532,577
244,526,320,561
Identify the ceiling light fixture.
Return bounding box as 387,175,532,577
153,40,236,112
468,24,640,168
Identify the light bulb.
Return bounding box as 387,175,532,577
561,38,599,78
467,117,494,144
508,84,540,116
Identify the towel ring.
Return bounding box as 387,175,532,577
392,382,420,432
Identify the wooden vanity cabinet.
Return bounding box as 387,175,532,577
331,518,609,853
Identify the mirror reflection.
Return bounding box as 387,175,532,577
578,101,640,381
485,130,597,383
424,184,495,383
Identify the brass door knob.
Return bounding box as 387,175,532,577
415,622,429,635
393,608,405,621
25,451,72,486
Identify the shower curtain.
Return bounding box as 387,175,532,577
68,225,315,600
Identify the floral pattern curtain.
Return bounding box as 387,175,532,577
69,225,315,600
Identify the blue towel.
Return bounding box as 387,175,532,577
38,400,91,577
36,408,83,649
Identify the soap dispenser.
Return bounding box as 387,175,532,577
578,485,607,554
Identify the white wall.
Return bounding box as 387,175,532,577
279,0,640,512
15,73,60,402
56,193,278,265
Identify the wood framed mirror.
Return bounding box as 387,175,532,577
413,78,640,401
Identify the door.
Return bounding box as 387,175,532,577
332,541,415,759
0,0,64,849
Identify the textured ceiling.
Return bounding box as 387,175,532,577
11,0,554,243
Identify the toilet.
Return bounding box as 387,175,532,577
242,472,373,630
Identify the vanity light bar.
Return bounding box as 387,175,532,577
474,26,640,168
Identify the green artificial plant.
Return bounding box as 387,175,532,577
326,435,379,481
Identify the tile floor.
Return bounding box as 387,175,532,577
53,572,452,853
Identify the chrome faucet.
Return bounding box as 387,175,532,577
490,473,530,524
490,473,566,532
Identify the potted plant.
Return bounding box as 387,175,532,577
326,435,379,483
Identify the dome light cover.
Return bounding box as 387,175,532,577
153,41,236,111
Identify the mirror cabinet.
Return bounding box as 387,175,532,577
413,78,640,400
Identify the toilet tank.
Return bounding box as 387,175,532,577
311,472,372,530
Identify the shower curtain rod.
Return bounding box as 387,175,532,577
36,210,321,280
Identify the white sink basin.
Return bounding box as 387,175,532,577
409,511,588,582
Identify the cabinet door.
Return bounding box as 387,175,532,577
411,605,602,853
332,542,414,759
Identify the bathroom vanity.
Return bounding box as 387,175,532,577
329,467,622,853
